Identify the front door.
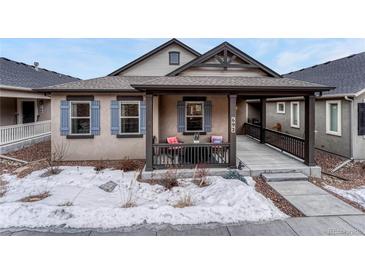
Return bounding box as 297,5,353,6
22,101,35,124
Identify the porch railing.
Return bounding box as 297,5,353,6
244,123,305,159
152,143,230,169
0,120,51,146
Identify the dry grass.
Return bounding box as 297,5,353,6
120,172,138,208
192,164,210,187
0,179,8,197
19,191,51,202
120,200,137,208
174,194,194,208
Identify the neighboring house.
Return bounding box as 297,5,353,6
253,53,365,160
37,39,332,171
0,57,79,152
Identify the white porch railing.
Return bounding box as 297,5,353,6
0,120,51,146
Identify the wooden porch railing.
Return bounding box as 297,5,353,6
152,143,230,169
0,120,51,146
244,123,305,159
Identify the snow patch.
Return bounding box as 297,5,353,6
325,185,365,208
0,167,287,229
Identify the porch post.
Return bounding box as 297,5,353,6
304,95,315,166
145,94,153,171
260,98,266,143
228,94,237,168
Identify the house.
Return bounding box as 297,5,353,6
252,53,365,160
0,57,79,153
36,39,332,172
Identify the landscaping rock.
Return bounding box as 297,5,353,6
99,181,118,192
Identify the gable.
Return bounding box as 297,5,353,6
109,39,200,77
168,42,281,78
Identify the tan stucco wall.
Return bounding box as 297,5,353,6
117,44,197,76
236,98,247,134
0,97,17,126
38,99,51,121
51,93,146,161
158,95,229,143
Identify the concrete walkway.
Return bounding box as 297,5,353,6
265,179,363,216
236,136,320,177
1,215,365,236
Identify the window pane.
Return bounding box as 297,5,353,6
279,104,284,111
121,118,139,133
71,103,89,117
186,103,203,115
186,117,203,131
121,103,139,117
169,52,179,64
330,103,338,132
293,104,298,125
71,118,90,134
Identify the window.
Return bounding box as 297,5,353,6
290,102,300,128
326,100,341,136
169,51,180,65
120,101,140,134
185,102,204,132
70,102,91,134
277,102,285,114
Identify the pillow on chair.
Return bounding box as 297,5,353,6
167,136,179,144
211,135,223,144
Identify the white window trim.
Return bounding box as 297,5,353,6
326,100,342,136
290,101,300,128
276,102,285,114
119,101,140,135
69,101,91,135
185,101,205,132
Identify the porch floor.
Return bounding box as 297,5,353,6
236,136,320,177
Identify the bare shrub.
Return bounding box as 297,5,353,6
94,159,107,172
161,167,179,190
44,141,69,176
120,172,138,208
192,164,210,187
119,158,142,172
20,191,50,202
58,201,73,207
0,179,8,197
174,194,194,208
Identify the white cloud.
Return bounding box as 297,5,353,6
275,39,365,73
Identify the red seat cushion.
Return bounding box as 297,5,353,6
167,136,179,144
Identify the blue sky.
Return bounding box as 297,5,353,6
1,38,364,79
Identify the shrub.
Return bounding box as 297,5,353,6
120,172,138,208
193,164,210,187
174,194,194,208
20,191,50,202
44,141,68,176
161,167,179,190
0,179,8,197
120,158,141,172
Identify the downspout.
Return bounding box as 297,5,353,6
344,96,354,160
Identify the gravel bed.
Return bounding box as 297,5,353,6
254,176,305,217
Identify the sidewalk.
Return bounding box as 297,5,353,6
1,215,364,236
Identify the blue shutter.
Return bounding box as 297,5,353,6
204,101,212,132
60,100,70,136
111,100,119,135
177,101,185,132
140,101,146,134
91,101,100,135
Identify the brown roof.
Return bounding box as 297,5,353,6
37,76,333,92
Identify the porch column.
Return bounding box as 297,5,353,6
304,95,315,166
260,98,266,143
145,94,153,171
228,94,237,168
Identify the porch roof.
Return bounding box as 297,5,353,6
36,75,333,93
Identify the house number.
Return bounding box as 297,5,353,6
231,117,236,133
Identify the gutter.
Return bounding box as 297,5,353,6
344,96,355,160
0,85,32,92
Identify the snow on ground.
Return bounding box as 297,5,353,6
0,167,287,229
325,185,365,208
